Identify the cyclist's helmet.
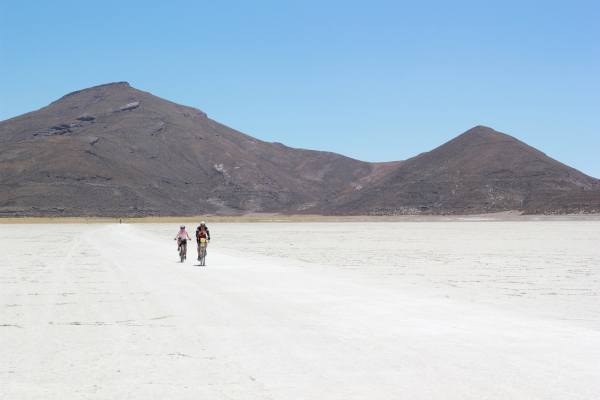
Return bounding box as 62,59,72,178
180,225,185,229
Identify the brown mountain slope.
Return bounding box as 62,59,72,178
322,126,600,215
0,82,381,216
1,84,598,216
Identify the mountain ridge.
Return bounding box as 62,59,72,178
323,125,600,215
1,83,598,216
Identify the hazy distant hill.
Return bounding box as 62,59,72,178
0,83,598,216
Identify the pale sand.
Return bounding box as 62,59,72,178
1,221,599,399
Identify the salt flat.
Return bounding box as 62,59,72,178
1,221,599,399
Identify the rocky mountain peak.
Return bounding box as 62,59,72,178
1,84,598,216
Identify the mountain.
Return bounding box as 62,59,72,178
0,83,598,216
324,126,600,215
0,82,396,216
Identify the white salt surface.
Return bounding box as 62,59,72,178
1,221,599,399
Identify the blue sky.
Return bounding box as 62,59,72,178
1,0,599,177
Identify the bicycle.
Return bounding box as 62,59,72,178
197,238,208,266
178,239,188,263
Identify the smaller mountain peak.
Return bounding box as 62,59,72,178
465,125,497,134
458,125,510,142
443,125,517,149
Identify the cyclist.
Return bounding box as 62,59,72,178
174,225,192,254
196,221,211,241
196,224,209,261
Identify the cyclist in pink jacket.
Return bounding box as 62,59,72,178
174,225,192,252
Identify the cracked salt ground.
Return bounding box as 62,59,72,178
1,221,599,399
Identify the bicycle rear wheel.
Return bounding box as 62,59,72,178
198,245,206,266
180,242,187,262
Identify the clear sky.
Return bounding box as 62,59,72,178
1,0,599,177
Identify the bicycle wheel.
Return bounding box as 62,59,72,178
200,246,206,266
180,242,186,262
